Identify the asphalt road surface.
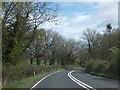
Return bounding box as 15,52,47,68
30,69,119,90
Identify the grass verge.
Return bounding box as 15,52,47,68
2,68,63,90
2,64,80,89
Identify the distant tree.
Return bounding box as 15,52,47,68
82,28,99,58
65,39,78,64
46,30,62,65
27,28,57,65
27,29,47,65
106,23,112,34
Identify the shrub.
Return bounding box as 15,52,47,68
86,60,95,72
107,47,119,77
2,61,62,85
86,60,107,73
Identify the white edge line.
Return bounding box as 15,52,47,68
68,70,96,90
30,71,60,90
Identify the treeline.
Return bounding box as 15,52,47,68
2,2,58,65
2,2,78,66
2,2,60,85
27,29,79,66
83,24,120,79
2,2,79,85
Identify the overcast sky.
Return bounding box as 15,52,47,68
40,0,118,41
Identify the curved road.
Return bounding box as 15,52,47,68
30,69,119,90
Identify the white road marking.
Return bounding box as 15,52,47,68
68,70,96,90
30,71,60,90
68,71,89,90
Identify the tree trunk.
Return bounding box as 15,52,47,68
44,60,47,66
30,58,33,64
36,56,40,65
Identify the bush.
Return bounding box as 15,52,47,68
107,47,119,78
86,60,107,73
2,62,62,85
106,60,118,78
85,60,94,72
85,58,119,79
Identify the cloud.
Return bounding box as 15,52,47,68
35,0,119,2
40,2,118,41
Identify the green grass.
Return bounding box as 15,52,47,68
2,69,63,89
62,64,80,70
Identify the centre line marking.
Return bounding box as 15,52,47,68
68,70,96,90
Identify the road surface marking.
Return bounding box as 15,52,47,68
68,70,96,90
30,71,60,90
68,71,89,89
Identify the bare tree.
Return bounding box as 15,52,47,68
82,28,99,58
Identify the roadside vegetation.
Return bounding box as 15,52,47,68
1,2,119,89
3,65,63,89
84,26,119,80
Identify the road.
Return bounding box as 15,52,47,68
30,69,119,90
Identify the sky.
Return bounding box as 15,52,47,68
40,0,118,41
